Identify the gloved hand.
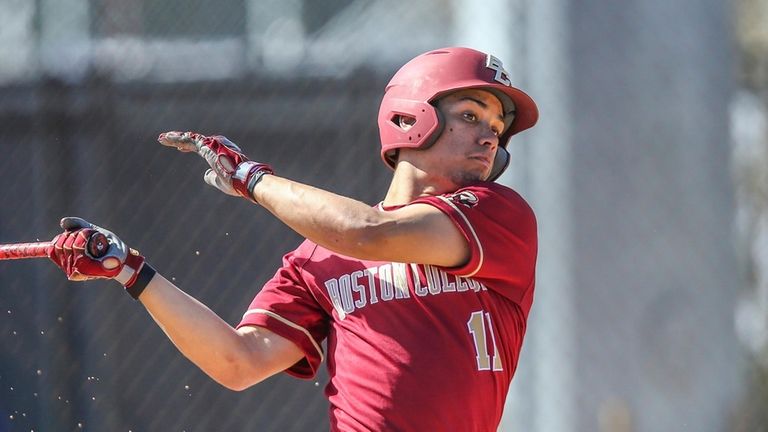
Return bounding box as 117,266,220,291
157,131,273,204
47,217,154,298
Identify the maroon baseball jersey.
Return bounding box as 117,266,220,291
237,182,537,431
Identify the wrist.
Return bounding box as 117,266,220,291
232,161,274,204
124,263,157,300
114,249,145,285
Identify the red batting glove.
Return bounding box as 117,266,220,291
47,217,147,289
157,131,273,203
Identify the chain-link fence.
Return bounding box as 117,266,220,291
0,70,392,432
0,0,760,431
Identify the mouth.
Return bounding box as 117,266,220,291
468,155,492,167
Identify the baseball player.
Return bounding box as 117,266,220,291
46,47,539,431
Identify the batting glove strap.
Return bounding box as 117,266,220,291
114,249,146,285
125,263,157,300
232,161,274,204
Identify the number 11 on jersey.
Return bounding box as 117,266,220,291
467,310,503,371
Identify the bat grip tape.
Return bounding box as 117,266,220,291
125,263,157,300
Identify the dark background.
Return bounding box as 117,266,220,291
0,75,391,431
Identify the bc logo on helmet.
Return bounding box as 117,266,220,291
486,55,512,87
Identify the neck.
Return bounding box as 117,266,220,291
382,164,455,206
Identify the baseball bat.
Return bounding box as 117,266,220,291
0,232,109,261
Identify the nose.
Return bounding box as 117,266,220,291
478,125,499,149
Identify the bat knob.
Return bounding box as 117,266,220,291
87,232,109,258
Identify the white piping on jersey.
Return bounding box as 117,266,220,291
377,197,484,277
436,195,484,277
242,308,325,363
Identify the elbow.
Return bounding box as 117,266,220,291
219,379,253,392
205,355,266,392
213,369,264,392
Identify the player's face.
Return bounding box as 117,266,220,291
427,89,506,186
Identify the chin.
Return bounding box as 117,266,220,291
452,171,486,186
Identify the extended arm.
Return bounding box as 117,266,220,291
158,132,469,267
47,218,303,391
138,273,303,390
252,175,468,266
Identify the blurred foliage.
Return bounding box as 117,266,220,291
732,0,768,429
736,0,768,93
731,364,768,431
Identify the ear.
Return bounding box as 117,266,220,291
395,114,417,131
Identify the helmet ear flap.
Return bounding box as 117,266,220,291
487,146,510,182
380,102,444,168
418,105,445,150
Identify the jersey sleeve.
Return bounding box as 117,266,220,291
411,183,538,301
237,247,330,379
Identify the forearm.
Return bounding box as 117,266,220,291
156,132,468,266
136,273,261,389
253,175,387,257
157,132,391,259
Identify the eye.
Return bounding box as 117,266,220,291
462,112,478,122
491,126,502,136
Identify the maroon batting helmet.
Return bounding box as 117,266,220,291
377,47,538,181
